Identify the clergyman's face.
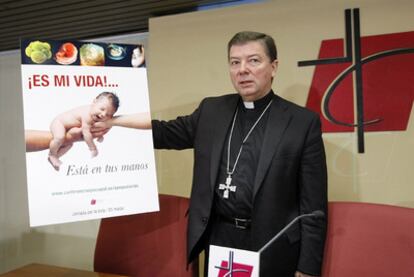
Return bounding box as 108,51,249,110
229,41,278,101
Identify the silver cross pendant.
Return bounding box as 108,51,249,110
218,175,236,199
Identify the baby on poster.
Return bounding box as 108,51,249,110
48,92,120,170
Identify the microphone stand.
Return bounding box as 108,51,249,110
258,211,324,253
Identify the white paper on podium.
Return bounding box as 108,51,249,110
208,245,260,277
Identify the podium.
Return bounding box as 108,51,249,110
208,245,260,277
207,211,324,276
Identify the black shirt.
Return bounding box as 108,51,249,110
214,91,274,219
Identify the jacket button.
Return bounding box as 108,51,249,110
201,217,208,224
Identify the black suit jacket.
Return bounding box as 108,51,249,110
152,93,327,276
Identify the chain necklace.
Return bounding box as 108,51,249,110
218,99,273,199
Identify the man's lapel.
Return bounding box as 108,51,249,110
209,95,239,193
253,95,292,198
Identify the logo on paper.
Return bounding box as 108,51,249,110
215,251,253,277
298,8,414,153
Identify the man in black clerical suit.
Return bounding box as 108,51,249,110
111,31,327,276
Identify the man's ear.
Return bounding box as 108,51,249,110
271,59,278,78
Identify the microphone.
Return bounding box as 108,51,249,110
258,210,325,253
311,210,325,219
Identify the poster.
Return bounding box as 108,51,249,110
20,39,159,226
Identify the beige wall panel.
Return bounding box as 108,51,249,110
148,0,414,207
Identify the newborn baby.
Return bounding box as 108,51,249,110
48,92,119,171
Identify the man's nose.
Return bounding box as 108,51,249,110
239,61,249,74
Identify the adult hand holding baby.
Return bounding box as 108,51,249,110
25,127,110,152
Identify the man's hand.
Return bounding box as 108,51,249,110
295,271,319,277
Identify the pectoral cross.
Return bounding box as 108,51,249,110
219,175,236,199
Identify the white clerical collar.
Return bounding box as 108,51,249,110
243,101,255,109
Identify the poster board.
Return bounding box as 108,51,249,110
20,39,158,226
